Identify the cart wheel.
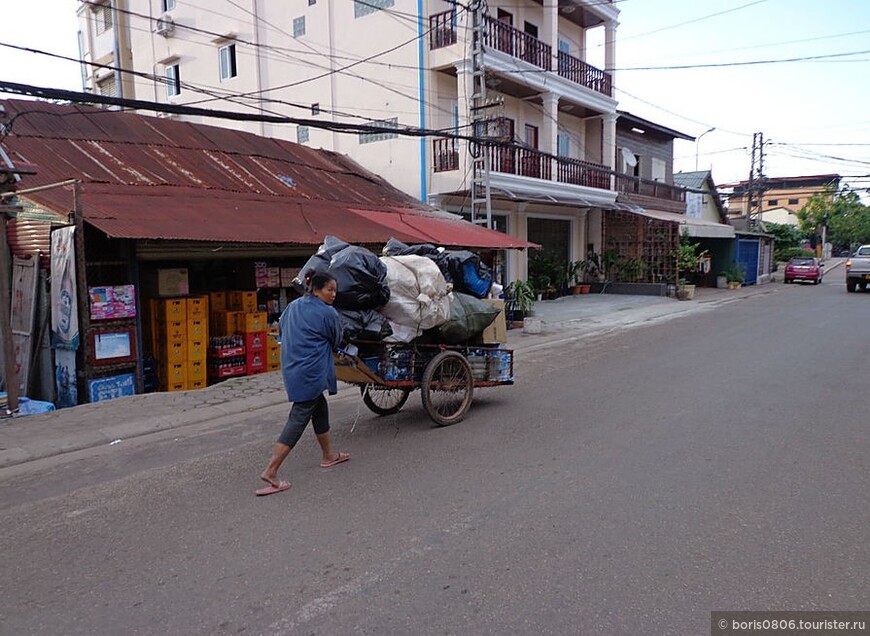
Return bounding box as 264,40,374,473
421,351,474,426
360,385,411,416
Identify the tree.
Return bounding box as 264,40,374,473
798,187,870,248
764,222,808,261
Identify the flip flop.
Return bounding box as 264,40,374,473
255,480,291,496
320,452,350,468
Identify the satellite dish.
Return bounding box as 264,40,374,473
621,147,637,168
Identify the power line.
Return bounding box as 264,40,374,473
614,0,769,43
618,48,870,71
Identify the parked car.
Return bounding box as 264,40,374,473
784,257,823,285
845,245,870,293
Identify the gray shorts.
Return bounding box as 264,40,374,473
277,394,329,447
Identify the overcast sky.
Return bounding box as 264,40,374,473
1,0,868,196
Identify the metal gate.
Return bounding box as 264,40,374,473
736,238,759,285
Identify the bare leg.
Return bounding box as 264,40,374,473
261,443,291,487
315,432,334,464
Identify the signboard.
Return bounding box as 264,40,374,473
11,256,38,392
88,373,136,403
686,192,703,219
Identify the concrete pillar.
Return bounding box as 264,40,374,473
455,60,473,182
541,92,559,165
602,112,617,177
604,21,618,78
542,0,558,71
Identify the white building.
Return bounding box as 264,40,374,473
78,0,621,283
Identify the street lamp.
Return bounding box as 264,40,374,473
695,127,715,171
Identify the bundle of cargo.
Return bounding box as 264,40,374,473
296,236,501,346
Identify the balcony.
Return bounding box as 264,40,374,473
429,10,457,50
432,138,459,173
616,175,686,202
483,15,551,69
557,51,612,97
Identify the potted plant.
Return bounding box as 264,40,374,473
504,279,535,327
724,262,745,289
567,260,588,294
674,235,700,300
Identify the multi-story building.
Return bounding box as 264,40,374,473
723,174,841,225
77,0,625,283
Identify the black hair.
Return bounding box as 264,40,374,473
306,270,336,293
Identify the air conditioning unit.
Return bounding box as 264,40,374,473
155,14,175,37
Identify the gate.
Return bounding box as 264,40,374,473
736,238,759,285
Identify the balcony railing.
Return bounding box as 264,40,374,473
483,16,551,69
616,175,687,202
485,145,611,189
432,138,459,173
557,157,613,189
429,10,456,50
557,51,612,97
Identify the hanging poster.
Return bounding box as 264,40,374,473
50,227,79,350
88,373,135,403
10,256,39,392
54,348,78,408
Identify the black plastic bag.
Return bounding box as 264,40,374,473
337,308,393,342
329,245,390,310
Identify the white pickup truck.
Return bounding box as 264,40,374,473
845,245,870,292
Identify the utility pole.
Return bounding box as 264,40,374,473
468,0,502,228
745,132,765,227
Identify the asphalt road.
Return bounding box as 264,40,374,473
1,277,868,635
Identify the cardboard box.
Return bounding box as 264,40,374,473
144,268,189,297
154,298,186,322
187,318,208,339
480,299,507,344
186,296,208,319
208,291,227,313
228,291,258,312
280,267,301,288
159,361,187,385
157,340,186,365
89,285,137,320
237,311,267,333
187,359,206,382
156,319,186,344
188,338,207,362
211,311,245,336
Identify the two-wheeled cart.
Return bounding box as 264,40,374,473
334,343,514,426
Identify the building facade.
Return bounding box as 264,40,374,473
77,0,625,284
723,174,841,223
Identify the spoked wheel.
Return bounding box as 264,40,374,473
421,351,474,426
360,385,411,416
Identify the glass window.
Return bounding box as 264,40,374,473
768,199,778,206
788,198,799,205
359,117,398,144
355,0,394,18
219,44,237,81
165,64,181,97
293,16,306,37
311,103,320,116
95,3,113,35
557,133,570,157
162,0,176,11
297,125,310,144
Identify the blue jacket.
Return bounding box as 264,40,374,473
279,295,342,403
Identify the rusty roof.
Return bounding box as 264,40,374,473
1,99,533,249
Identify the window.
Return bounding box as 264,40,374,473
788,198,799,205
651,157,666,182
359,117,398,144
452,101,459,137
311,103,320,116
309,0,316,4
354,0,394,18
165,64,181,97
96,75,117,97
219,44,237,81
293,16,306,37
95,3,113,35
162,0,176,11
523,124,538,149
557,133,570,157
768,199,778,206
297,125,310,144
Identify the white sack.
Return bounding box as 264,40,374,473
382,320,419,344
378,255,451,338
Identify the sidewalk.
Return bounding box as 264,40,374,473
1,264,839,470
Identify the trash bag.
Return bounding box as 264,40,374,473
378,255,451,339
337,308,392,342
444,250,493,298
328,245,391,310
294,236,390,310
435,292,501,344
383,238,442,259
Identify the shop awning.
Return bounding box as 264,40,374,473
24,184,535,249
629,208,735,239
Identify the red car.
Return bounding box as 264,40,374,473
784,257,823,285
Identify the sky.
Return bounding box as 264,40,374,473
1,0,869,197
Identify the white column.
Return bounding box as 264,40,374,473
604,21,618,77
602,112,617,191
541,92,559,157
542,0,558,71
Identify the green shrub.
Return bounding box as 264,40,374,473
775,247,815,262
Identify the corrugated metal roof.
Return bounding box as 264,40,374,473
1,99,533,249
